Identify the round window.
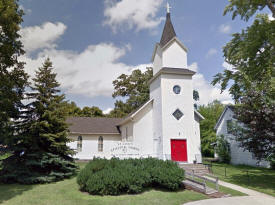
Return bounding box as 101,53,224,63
173,85,181,94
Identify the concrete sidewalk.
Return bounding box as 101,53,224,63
184,179,275,205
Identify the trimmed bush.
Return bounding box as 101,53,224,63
77,158,185,195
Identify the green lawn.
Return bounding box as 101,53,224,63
0,160,247,205
0,178,209,205
207,162,275,196
0,161,210,205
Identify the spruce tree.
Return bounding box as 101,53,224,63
1,58,77,184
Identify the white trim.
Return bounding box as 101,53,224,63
162,37,188,53
194,110,205,120
118,99,154,126
70,132,120,135
148,67,195,85
151,43,161,62
214,106,233,130
151,38,188,63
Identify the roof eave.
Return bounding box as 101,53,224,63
69,132,121,135
194,110,205,121
151,43,161,62
118,99,154,126
148,67,195,85
162,37,189,53
214,105,234,130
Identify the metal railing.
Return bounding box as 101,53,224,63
185,171,219,193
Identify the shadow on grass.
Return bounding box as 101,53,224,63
227,173,275,191
0,183,34,203
211,163,275,195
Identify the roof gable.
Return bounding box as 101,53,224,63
214,105,235,130
118,99,154,125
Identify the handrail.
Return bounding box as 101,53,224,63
185,171,219,191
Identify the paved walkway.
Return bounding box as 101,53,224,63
184,179,275,205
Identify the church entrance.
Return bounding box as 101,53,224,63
171,139,187,162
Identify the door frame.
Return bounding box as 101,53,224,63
170,139,188,162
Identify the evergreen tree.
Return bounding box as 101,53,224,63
0,58,77,184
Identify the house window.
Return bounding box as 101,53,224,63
77,136,82,152
98,136,103,152
227,120,233,134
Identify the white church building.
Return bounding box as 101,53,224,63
67,8,204,164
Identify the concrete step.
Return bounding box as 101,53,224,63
180,164,211,176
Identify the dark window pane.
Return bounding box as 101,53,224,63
173,109,183,120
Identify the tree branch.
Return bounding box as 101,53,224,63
267,0,275,18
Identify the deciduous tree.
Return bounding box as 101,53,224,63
110,68,200,117
0,0,28,147
212,1,275,162
198,100,225,157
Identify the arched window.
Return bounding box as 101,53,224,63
77,136,82,152
98,136,103,152
126,127,128,141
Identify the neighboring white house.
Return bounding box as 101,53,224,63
214,105,270,168
67,9,205,163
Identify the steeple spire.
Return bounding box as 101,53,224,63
160,3,176,47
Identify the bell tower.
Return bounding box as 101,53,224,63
149,5,201,163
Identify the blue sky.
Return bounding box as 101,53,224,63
19,0,266,113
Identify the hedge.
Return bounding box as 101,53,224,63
77,158,185,195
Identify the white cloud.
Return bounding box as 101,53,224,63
268,13,275,21
103,0,164,32
206,48,218,58
189,62,233,105
188,62,199,72
103,108,113,114
20,22,67,53
20,22,151,98
219,24,231,34
21,22,232,106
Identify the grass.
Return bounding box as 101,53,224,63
0,161,209,205
0,178,209,205
205,161,275,196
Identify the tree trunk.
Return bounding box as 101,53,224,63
267,0,275,18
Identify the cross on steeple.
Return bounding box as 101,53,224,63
166,2,172,13
160,1,176,47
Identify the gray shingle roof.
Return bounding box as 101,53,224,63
160,13,176,47
66,117,122,134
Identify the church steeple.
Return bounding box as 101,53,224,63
151,2,188,75
160,3,176,47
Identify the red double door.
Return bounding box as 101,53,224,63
171,139,188,162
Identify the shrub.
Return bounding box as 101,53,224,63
77,158,185,195
216,135,231,163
